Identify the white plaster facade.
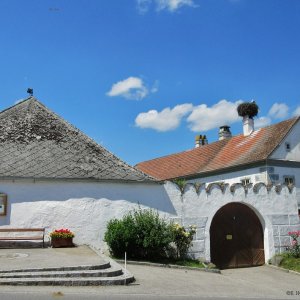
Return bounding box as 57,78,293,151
0,178,299,264
164,181,300,261
0,179,175,250
1,98,299,267
270,119,300,161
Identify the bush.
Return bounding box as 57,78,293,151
171,223,196,259
104,208,197,260
104,214,136,258
104,208,173,260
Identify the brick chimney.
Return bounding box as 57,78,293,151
218,125,232,140
195,135,208,148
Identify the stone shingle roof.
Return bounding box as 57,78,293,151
0,97,154,182
136,117,300,180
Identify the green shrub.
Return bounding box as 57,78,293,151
171,223,197,259
104,214,136,258
279,254,300,273
104,208,174,260
132,209,173,259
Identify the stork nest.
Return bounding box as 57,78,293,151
237,102,259,118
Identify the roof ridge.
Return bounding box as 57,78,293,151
137,116,300,166
0,96,34,115
136,115,300,180
30,99,154,181
0,97,154,182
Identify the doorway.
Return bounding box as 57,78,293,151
210,202,265,269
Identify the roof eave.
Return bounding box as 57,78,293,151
0,176,159,184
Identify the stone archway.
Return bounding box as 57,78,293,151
210,202,265,269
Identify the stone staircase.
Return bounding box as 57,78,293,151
0,261,134,286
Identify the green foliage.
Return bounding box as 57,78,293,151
104,208,173,259
131,209,174,259
104,208,197,260
173,259,205,268
172,179,187,195
237,102,259,118
279,253,300,273
171,223,197,259
104,214,136,258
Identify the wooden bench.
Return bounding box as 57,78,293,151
0,228,45,248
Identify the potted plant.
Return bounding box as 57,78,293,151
50,228,75,248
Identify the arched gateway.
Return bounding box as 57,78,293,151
210,203,265,269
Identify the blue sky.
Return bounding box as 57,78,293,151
0,0,300,165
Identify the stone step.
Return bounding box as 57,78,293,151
0,274,135,286
0,266,123,279
0,262,111,273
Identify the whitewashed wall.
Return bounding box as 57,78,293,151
0,179,176,250
270,119,300,161
0,179,299,263
188,166,300,207
189,166,300,187
188,166,267,186
163,181,300,261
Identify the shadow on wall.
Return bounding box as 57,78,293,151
0,180,177,227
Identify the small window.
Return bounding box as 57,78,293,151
0,193,7,216
269,174,279,183
285,142,291,152
284,176,295,185
241,178,251,186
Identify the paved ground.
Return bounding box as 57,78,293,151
0,246,299,299
0,246,106,271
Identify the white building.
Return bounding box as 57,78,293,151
0,97,299,269
0,97,169,249
137,114,300,268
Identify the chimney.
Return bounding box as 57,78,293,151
243,115,254,136
195,135,208,148
237,101,258,136
219,125,232,140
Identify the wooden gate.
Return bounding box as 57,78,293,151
210,203,265,269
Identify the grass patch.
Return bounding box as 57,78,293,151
167,259,205,268
114,256,206,269
279,255,300,273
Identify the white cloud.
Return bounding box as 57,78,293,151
156,0,196,11
268,102,289,119
107,77,149,100
187,100,242,132
255,116,271,129
136,0,151,14
293,106,300,116
135,103,193,131
14,99,24,105
151,80,159,94
135,99,295,133
136,0,196,13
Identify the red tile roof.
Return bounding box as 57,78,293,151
136,117,299,180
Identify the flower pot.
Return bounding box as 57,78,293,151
51,237,74,248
